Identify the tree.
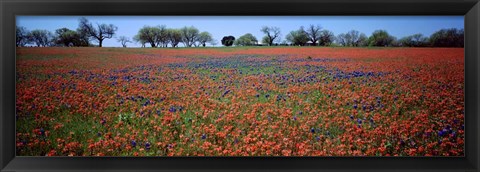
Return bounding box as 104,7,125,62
167,29,182,48
368,30,395,47
180,26,199,47
260,26,281,46
53,28,89,47
319,30,335,46
286,27,309,46
78,17,117,47
154,25,169,47
336,33,348,46
28,29,52,47
135,26,162,47
16,26,29,47
221,36,235,46
398,33,428,47
343,30,368,47
117,36,131,48
234,33,258,46
133,35,146,48
196,31,213,47
305,25,322,46
429,28,464,47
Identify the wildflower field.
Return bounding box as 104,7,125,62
15,47,464,156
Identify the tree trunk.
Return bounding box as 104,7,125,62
99,39,103,47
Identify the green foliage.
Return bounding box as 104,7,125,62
429,28,464,47
286,27,309,46
196,32,213,47
54,28,90,47
368,30,396,47
234,33,258,46
28,29,53,47
221,36,235,46
180,26,200,47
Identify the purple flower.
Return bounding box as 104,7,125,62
145,142,151,150
131,140,137,147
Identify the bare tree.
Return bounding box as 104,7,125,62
319,30,335,46
305,25,322,46
336,33,347,46
78,17,118,47
260,26,281,46
117,36,131,48
16,26,29,47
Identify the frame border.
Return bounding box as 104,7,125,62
1,0,479,171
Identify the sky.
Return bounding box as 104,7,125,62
16,16,464,47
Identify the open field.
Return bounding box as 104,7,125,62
15,47,464,156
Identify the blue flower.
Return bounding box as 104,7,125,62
310,128,315,133
201,134,206,140
349,114,354,120
169,106,176,113
131,140,137,147
40,128,45,136
145,142,151,151
438,130,445,137
353,104,358,109
357,119,362,124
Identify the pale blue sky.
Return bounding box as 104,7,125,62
16,16,464,47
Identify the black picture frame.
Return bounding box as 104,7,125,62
1,0,479,172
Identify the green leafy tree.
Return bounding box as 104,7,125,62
368,30,396,47
221,36,235,46
196,31,213,47
167,29,183,48
28,29,53,47
234,33,258,46
286,27,309,46
180,26,199,47
429,28,464,47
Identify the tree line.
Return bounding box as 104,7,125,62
16,18,464,48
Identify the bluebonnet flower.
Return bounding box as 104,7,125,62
145,142,151,151
169,106,176,113
316,136,321,141
222,90,231,97
131,140,137,147
438,130,445,137
357,119,362,124
353,104,358,109
310,128,315,133
40,128,45,136
265,94,270,98
201,134,206,140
